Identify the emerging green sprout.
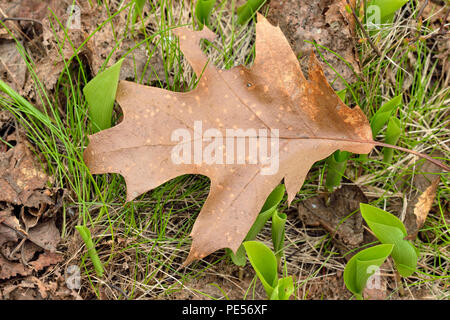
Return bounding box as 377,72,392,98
84,59,124,133
365,0,409,30
243,241,294,300
226,184,285,266
344,204,419,299
195,0,217,29
236,0,267,25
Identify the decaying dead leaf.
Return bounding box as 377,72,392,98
413,177,440,230
0,40,27,92
0,254,31,280
27,218,60,252
297,183,368,253
0,112,62,280
0,135,48,207
84,14,373,264
267,0,360,90
399,153,444,238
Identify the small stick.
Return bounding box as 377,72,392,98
417,0,429,19
0,17,43,26
106,282,130,300
345,0,383,58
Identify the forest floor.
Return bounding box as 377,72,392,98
0,0,448,300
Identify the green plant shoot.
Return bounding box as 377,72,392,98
366,0,409,27
325,150,351,191
83,58,124,133
359,94,402,162
370,94,402,137
270,276,294,300
271,209,286,266
236,0,267,25
360,203,418,277
76,226,104,277
227,184,285,266
344,244,394,300
243,241,278,297
243,241,294,300
383,117,401,163
325,89,351,190
195,0,216,29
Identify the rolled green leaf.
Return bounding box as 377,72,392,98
360,204,418,277
227,184,285,266
360,94,402,162
383,117,401,163
325,150,349,191
243,241,278,298
75,226,104,278
270,276,294,300
271,209,286,265
236,0,267,25
84,58,124,133
195,0,216,29
260,184,285,213
370,94,402,137
344,244,394,300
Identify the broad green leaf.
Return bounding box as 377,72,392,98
366,0,408,24
227,245,247,266
227,207,273,266
195,0,216,29
260,184,285,213
360,204,418,277
243,241,278,297
270,276,294,300
228,184,285,266
383,117,401,163
237,0,267,25
271,209,286,263
360,203,407,235
366,222,417,276
344,244,394,299
84,59,124,133
370,94,402,137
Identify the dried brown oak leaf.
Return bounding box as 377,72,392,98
84,15,373,264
